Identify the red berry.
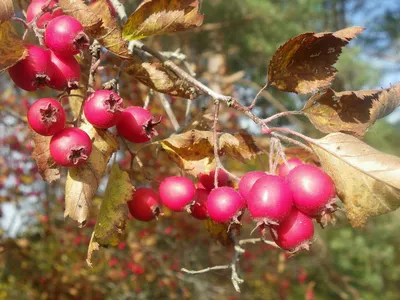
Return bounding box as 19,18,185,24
198,169,229,190
84,90,124,128
248,175,293,225
270,208,314,252
286,165,336,217
8,45,51,91
190,188,209,220
28,98,66,136
45,15,89,56
116,106,161,143
206,187,245,223
47,51,80,91
26,0,63,29
50,128,92,167
238,171,267,201
128,188,161,222
278,158,303,177
159,176,195,212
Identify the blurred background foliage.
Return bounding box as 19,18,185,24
1,0,400,299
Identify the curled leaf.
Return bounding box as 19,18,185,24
303,83,400,137
31,132,60,182
0,22,27,72
123,0,204,41
268,26,364,94
310,133,400,228
0,0,14,24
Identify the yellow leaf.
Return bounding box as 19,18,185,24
0,22,27,72
204,219,232,247
0,0,14,24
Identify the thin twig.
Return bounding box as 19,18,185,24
157,93,180,131
213,100,221,188
108,0,127,24
261,111,304,125
181,265,230,274
248,82,269,110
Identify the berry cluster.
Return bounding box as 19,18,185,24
127,160,336,253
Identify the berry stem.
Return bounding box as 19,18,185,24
261,111,304,125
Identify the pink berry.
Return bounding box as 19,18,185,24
198,169,229,190
50,128,92,167
286,165,336,217
248,175,293,225
8,45,51,91
47,50,80,91
238,171,267,201
116,106,161,143
45,15,89,56
128,188,161,222
28,98,66,136
26,0,63,29
190,188,209,220
270,208,314,252
278,158,303,177
159,176,195,212
206,187,245,223
84,90,124,128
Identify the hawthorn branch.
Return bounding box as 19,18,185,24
108,0,127,24
157,92,180,132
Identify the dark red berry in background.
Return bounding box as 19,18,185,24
159,176,195,212
45,15,89,56
28,98,66,136
128,188,161,222
248,175,293,225
270,208,314,252
26,0,64,29
206,187,245,223
50,127,92,167
47,50,80,91
117,106,161,143
84,90,124,129
8,45,51,91
238,171,267,201
286,164,336,217
198,169,229,191
278,158,303,177
190,188,209,220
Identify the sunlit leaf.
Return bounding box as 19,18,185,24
0,0,14,24
58,0,102,32
0,22,27,72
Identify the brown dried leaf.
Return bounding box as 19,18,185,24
31,132,60,182
122,0,204,41
0,22,27,72
0,0,14,24
268,26,364,94
284,147,319,166
220,131,261,163
65,122,119,226
204,219,232,247
310,133,400,228
58,0,102,32
303,83,400,137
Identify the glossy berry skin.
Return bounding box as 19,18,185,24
26,0,63,29
8,45,51,91
238,171,267,201
28,98,66,136
128,188,160,222
190,188,209,220
198,169,229,190
45,15,89,56
50,128,92,167
159,176,195,212
206,187,245,223
270,208,314,252
278,158,303,177
248,175,293,224
117,106,161,143
47,51,80,91
84,90,124,128
286,165,336,217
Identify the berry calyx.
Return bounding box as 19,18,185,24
198,169,229,190
238,171,267,201
159,176,196,212
28,98,66,136
50,128,92,167
247,175,293,225
270,208,315,252
286,164,336,217
190,188,209,220
206,187,245,223
116,106,161,143
84,90,124,128
45,15,89,56
8,45,51,91
278,158,303,177
26,0,63,29
47,51,81,91
128,188,161,222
